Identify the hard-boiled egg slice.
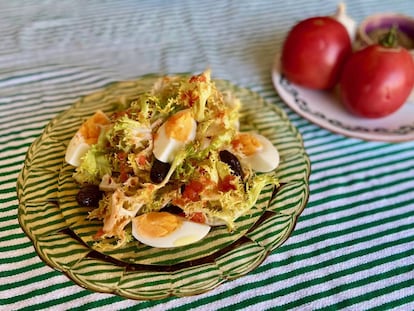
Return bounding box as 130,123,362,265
131,212,210,248
65,110,110,166
65,136,91,167
232,132,279,172
153,109,197,163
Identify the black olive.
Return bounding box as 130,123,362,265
76,184,103,207
219,150,244,179
160,204,184,215
150,158,171,183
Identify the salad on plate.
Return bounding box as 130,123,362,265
65,69,280,249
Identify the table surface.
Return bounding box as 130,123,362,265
1,1,413,310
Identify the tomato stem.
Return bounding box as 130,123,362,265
379,25,398,48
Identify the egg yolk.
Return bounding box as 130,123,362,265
79,110,110,144
165,110,194,142
232,133,262,156
135,212,182,238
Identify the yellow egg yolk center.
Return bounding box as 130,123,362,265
79,110,110,144
135,212,182,238
165,110,194,142
232,133,262,156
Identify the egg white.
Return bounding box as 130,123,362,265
242,133,280,172
65,133,91,167
65,111,109,167
152,111,197,163
132,216,211,248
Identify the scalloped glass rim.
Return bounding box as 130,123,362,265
17,74,310,300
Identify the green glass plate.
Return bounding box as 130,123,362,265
17,75,310,300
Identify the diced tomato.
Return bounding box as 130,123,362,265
137,155,147,167
172,197,186,207
117,152,127,161
180,90,199,107
188,212,206,224
231,138,241,151
218,175,237,192
119,164,129,182
111,108,132,120
117,152,129,182
189,74,207,83
93,229,104,240
111,110,127,120
182,180,204,202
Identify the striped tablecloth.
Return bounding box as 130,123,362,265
1,0,413,310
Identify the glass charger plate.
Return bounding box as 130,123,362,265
272,55,414,142
17,75,310,300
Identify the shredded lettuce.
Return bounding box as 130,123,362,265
179,69,212,122
73,145,112,184
106,116,151,152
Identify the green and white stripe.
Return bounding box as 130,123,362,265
1,0,414,310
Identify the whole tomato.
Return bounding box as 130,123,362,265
339,44,414,118
281,17,352,90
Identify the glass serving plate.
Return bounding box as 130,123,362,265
17,75,310,300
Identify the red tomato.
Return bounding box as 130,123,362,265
339,45,414,118
117,152,130,182
218,175,236,192
281,17,352,90
182,180,204,202
188,212,206,224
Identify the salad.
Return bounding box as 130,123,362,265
65,70,280,249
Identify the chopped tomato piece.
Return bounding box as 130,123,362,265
188,212,206,224
137,155,147,166
218,175,237,192
180,90,199,107
110,108,132,121
117,152,129,182
117,152,127,161
182,180,204,202
189,74,207,83
93,229,104,240
172,197,186,207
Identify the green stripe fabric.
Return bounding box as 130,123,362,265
1,0,414,310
